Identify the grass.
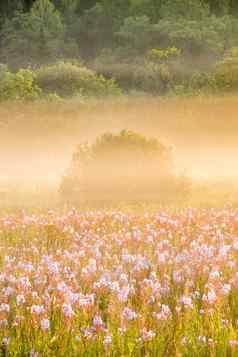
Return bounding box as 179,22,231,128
0,208,237,355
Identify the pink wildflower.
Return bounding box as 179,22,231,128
40,318,50,331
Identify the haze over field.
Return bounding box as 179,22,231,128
1,96,238,186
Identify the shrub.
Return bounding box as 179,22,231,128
147,47,181,62
92,57,144,91
174,71,216,95
35,61,122,98
0,64,8,81
213,47,238,91
177,47,238,94
142,47,182,93
60,130,190,204
132,62,166,94
0,68,41,101
93,47,182,94
93,60,169,94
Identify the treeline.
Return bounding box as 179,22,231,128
1,0,238,96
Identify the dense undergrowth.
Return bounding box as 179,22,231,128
1,46,238,102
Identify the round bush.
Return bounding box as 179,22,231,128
60,130,190,204
0,68,41,101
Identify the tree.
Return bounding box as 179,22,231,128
116,16,154,52
0,0,25,17
60,130,190,204
77,3,114,58
160,0,210,20
100,0,131,30
0,0,65,68
204,0,236,16
129,0,162,22
155,14,238,56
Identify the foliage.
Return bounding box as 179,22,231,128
204,0,238,16
92,47,182,94
116,16,154,51
148,47,181,62
1,0,238,96
143,47,182,93
0,63,8,81
131,62,168,94
60,130,190,203
35,61,122,97
129,0,161,21
0,69,41,101
154,15,238,55
213,47,238,91
0,0,66,68
75,3,113,58
184,47,238,94
160,0,210,20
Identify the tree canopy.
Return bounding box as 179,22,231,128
0,0,238,94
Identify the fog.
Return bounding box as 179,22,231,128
1,95,238,207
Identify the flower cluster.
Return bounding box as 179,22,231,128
0,208,238,355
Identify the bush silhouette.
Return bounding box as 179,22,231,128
60,130,190,204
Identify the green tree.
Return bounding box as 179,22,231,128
51,0,81,57
0,0,25,16
160,0,210,20
129,0,161,22
155,14,238,56
204,0,237,15
116,16,154,52
100,0,131,30
0,0,65,67
77,3,114,57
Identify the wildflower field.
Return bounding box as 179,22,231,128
1,209,238,356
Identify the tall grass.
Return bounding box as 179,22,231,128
0,209,238,355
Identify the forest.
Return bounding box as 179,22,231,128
1,0,238,97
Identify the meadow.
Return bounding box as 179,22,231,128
1,208,238,356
